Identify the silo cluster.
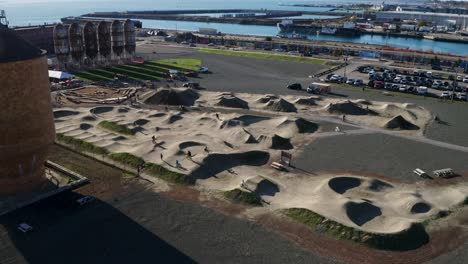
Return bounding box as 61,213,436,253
53,19,136,69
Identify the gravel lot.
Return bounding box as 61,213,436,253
294,133,468,183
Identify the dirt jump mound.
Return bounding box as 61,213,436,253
215,94,249,109
232,115,270,126
263,98,297,112
178,141,205,149
190,151,270,180
384,115,420,130
219,119,243,129
254,179,280,197
134,119,149,126
144,88,199,106
294,97,319,106
53,110,81,118
278,118,319,134
327,101,375,116
255,94,278,104
229,128,258,144
328,176,362,194
118,107,129,113
165,114,184,124
345,201,382,226
148,113,167,118
257,134,293,150
81,115,96,121
90,106,114,115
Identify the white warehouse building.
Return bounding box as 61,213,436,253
376,11,468,29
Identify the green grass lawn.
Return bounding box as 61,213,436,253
198,48,325,65
98,121,135,136
56,133,109,155
73,58,202,82
223,189,262,206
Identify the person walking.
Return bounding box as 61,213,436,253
342,115,346,122
160,153,163,161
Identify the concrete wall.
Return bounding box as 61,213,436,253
0,54,56,197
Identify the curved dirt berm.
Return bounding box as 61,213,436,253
90,106,114,115
328,176,362,194
144,88,199,106
263,98,297,112
257,134,293,150
215,94,249,109
345,201,382,226
384,115,420,130
327,101,375,116
256,94,278,104
190,151,270,180
294,97,319,106
232,115,270,126
53,110,81,118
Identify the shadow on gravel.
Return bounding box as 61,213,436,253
0,191,195,264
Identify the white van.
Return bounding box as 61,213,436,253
417,86,427,95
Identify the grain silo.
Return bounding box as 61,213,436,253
68,23,84,63
111,20,124,59
0,26,56,196
53,23,69,68
97,21,112,63
124,19,136,58
83,22,98,62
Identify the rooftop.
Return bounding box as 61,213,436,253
0,25,44,63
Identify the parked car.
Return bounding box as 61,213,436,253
207,43,215,46
417,86,428,95
287,83,302,90
399,85,407,92
17,223,33,233
77,196,94,206
463,77,468,83
346,78,355,85
185,71,198,77
374,81,384,89
183,82,200,88
198,67,209,73
189,43,197,47
384,83,392,89
457,92,467,101
354,79,364,86
440,91,451,99
456,76,463,81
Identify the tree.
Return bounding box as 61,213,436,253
417,20,428,28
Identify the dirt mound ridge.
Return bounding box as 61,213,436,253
230,128,258,144
134,119,149,126
256,94,278,104
278,118,319,134
90,106,114,115
327,101,373,116
165,114,183,124
263,98,297,112
79,123,93,130
144,88,199,106
215,94,249,109
257,134,293,150
53,110,80,118
411,202,431,214
179,141,205,149
294,97,319,106
81,115,96,121
384,115,419,130
254,178,280,197
232,115,270,126
328,177,361,194
219,119,243,129
118,107,129,113
190,151,270,180
148,113,166,118
345,201,382,226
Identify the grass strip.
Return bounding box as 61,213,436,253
283,208,428,250
109,152,145,169
98,121,135,135
223,188,262,206
144,163,195,185
56,133,109,155
155,58,202,71
198,48,325,65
